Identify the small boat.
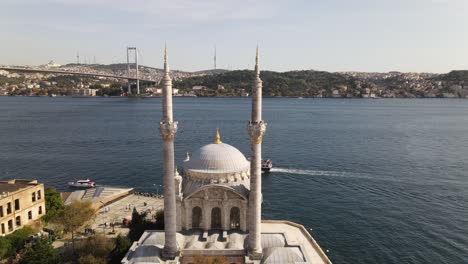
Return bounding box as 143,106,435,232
262,159,273,172
68,179,95,188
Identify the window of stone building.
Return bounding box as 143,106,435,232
14,199,20,211
28,210,32,220
15,216,21,227
38,206,43,215
32,192,36,202
6,202,12,214
1,223,4,234
0,205,3,217
8,220,13,231
37,190,42,200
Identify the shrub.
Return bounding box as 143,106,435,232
19,237,57,264
8,227,34,254
0,237,12,260
109,235,132,263
77,255,107,264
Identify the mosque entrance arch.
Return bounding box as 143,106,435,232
192,206,202,229
230,207,240,229
211,207,222,229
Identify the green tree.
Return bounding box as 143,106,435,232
0,237,12,260
20,237,58,264
8,227,34,254
54,201,95,250
43,187,64,223
127,208,147,241
109,235,132,263
154,209,164,230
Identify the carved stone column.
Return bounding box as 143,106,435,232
160,121,178,259
248,121,266,258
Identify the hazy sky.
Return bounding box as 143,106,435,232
1,0,467,72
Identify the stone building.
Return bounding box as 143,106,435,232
176,129,250,232
122,48,332,264
0,179,46,235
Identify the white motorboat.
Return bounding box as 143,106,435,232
68,179,95,188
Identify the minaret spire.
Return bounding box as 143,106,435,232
255,45,259,76
159,46,179,260
164,44,169,74
247,47,267,260
214,45,217,70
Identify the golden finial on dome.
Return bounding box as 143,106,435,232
214,128,222,144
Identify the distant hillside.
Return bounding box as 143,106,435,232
63,63,227,75
174,70,355,97
438,70,468,82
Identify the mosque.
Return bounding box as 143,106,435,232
122,49,332,264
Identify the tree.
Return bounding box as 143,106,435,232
60,234,113,264
8,227,34,254
20,237,58,264
43,187,64,223
109,235,132,263
0,237,12,260
154,209,164,230
54,201,95,250
127,208,147,241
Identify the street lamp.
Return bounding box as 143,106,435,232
154,184,162,197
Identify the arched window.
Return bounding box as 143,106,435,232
230,207,240,229
211,207,222,229
192,206,202,229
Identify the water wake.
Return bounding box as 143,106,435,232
270,167,374,180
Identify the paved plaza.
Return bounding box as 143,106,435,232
91,194,163,236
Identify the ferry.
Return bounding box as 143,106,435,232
247,158,273,172
262,159,273,172
67,179,95,188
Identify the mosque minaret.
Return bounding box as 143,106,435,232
159,47,179,259
247,47,267,259
123,48,331,264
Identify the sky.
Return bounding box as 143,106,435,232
1,0,467,73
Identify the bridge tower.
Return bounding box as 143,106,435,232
214,45,217,70
126,47,140,95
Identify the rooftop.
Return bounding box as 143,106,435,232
0,179,42,198
122,220,331,264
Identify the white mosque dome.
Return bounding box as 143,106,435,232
184,142,249,173
181,129,251,198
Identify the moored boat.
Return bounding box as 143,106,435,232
68,179,95,188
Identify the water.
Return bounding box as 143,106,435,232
1,97,468,263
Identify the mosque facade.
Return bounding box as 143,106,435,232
122,49,332,264
176,133,250,232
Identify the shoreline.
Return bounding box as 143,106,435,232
1,95,467,99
